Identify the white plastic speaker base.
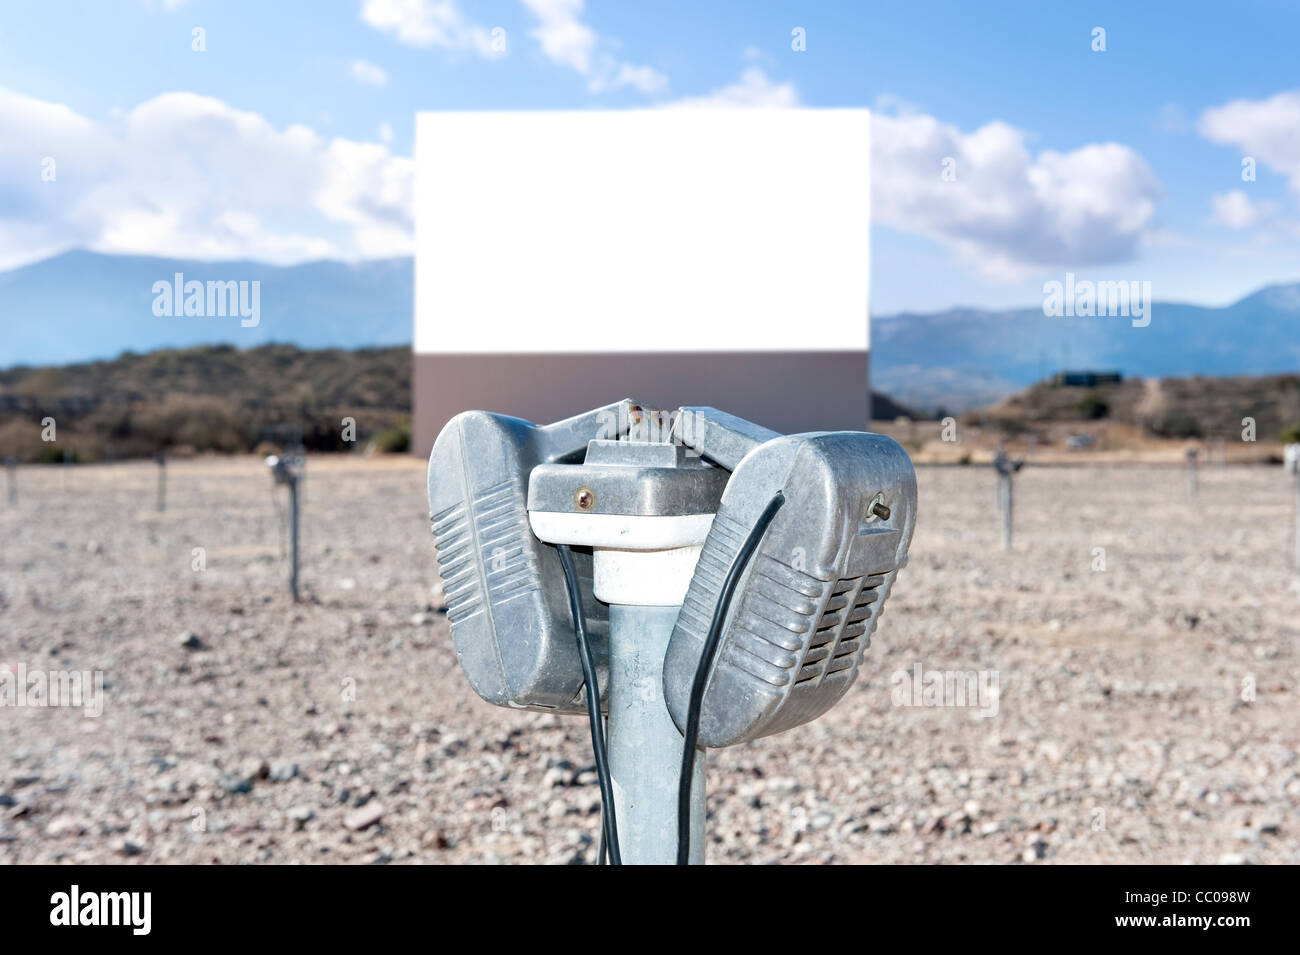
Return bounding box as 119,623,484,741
528,511,714,606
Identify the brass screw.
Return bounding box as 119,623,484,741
870,500,891,521
574,487,595,512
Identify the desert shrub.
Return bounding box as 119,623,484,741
133,394,247,453
1280,422,1300,444
38,444,91,463
1076,392,1110,420
372,423,411,454
1149,412,1203,439
0,419,44,460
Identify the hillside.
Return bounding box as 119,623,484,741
868,373,1300,466
972,374,1300,443
0,344,412,461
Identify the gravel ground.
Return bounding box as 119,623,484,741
1,456,1296,864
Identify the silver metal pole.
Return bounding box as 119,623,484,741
1187,451,1198,496
156,454,166,512
5,458,14,505
606,603,704,864
1294,474,1300,575
288,477,300,602
999,472,1013,551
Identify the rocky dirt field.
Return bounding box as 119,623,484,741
1,455,1297,864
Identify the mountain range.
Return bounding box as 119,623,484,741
2,251,1298,412
0,250,412,368
872,284,1300,411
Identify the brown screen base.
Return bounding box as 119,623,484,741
412,351,869,457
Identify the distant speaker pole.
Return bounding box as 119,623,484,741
999,472,1012,550
289,476,300,602
155,451,166,512
266,454,303,602
5,457,15,505
993,450,1023,552
1288,445,1300,574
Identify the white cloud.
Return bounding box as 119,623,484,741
522,0,596,73
872,108,1160,279
664,67,799,108
1199,90,1300,192
361,0,497,57
0,87,412,269
349,58,390,87
521,0,666,95
591,63,669,96
1209,189,1276,229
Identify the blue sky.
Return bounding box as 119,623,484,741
2,0,1299,313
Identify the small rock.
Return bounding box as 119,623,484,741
117,839,147,857
221,774,254,795
1022,835,1047,861
543,767,569,788
45,815,87,838
270,761,300,782
287,806,315,831
179,632,203,651
344,803,386,831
